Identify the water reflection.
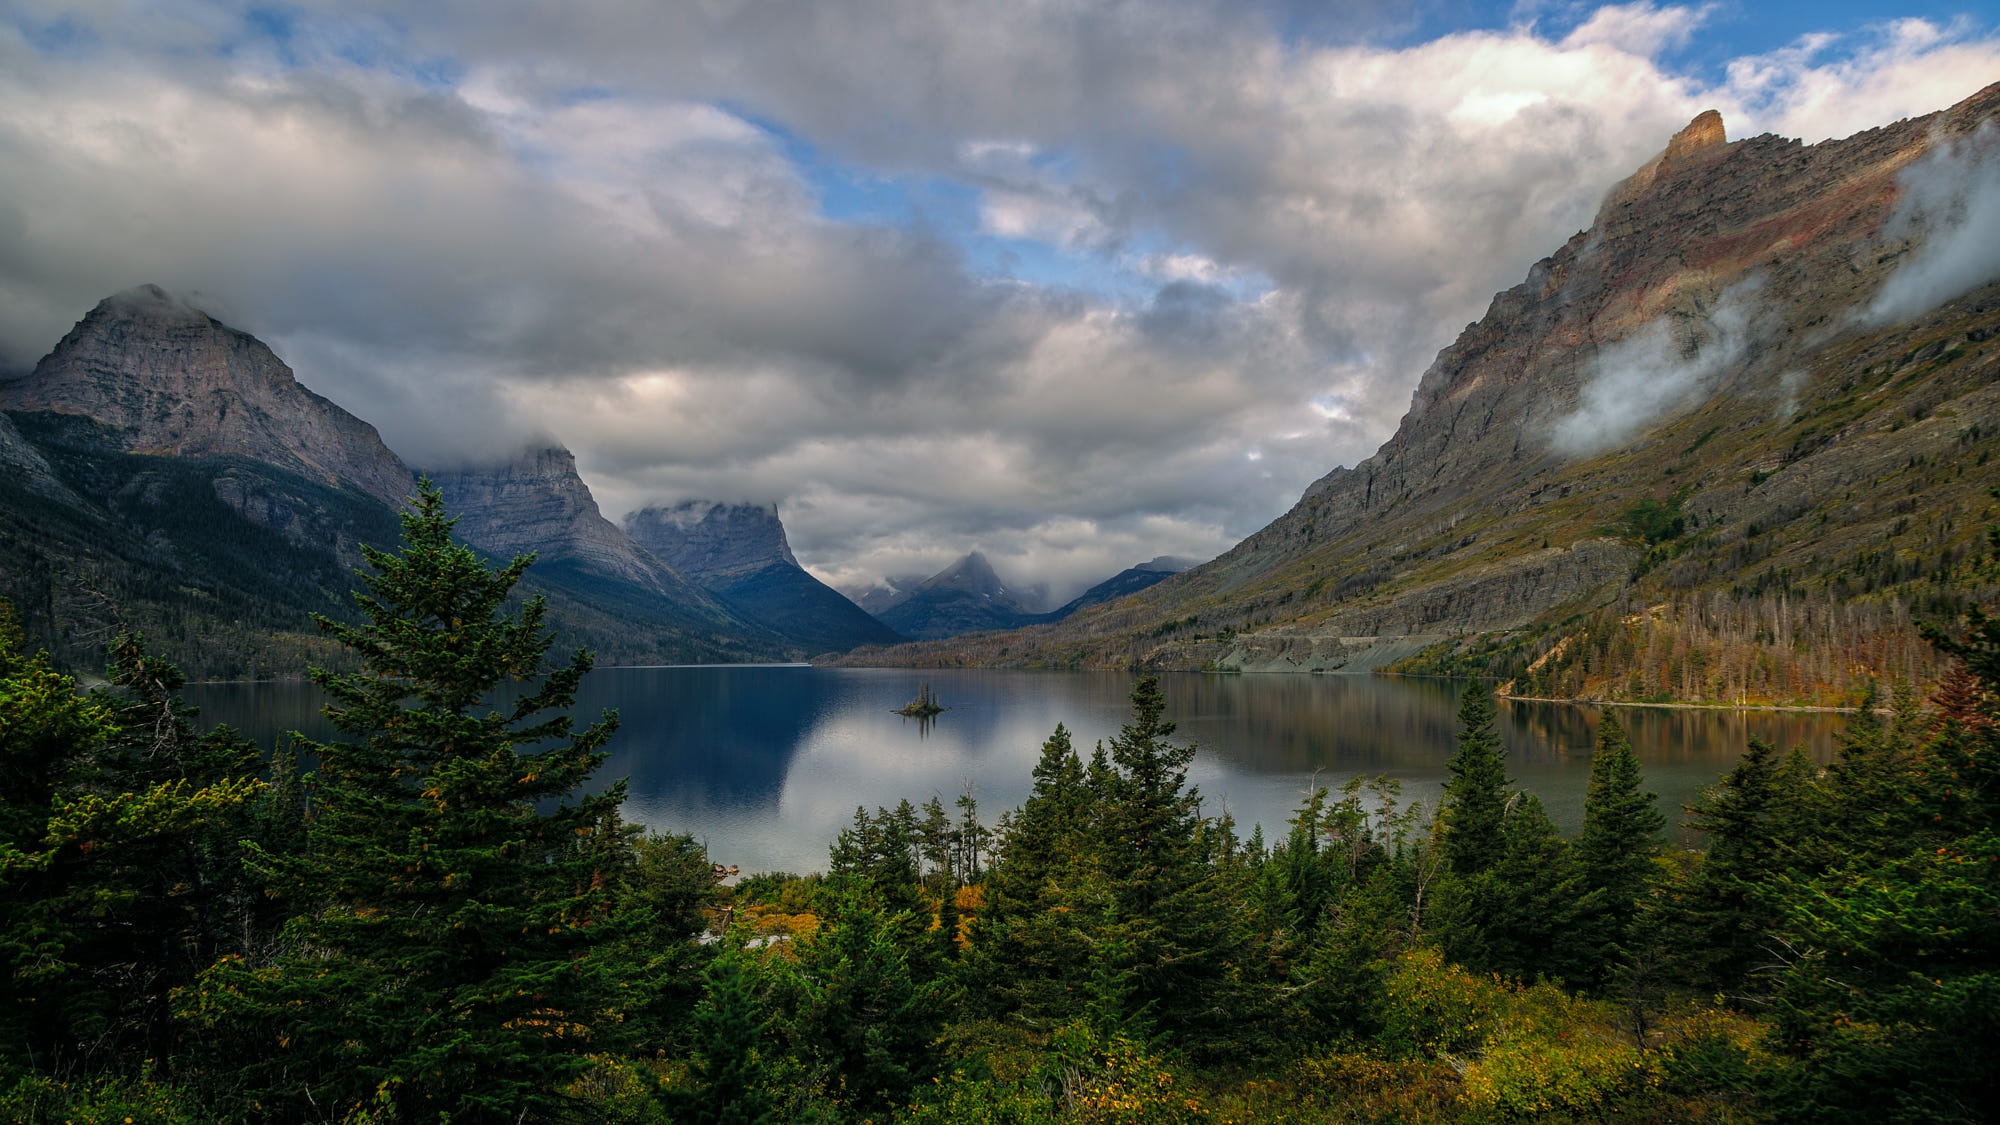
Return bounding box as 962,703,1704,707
185,668,1847,877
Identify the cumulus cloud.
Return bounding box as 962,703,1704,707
1865,122,2000,324
1551,280,1762,457
1,2,1996,591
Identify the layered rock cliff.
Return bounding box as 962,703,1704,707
429,446,744,623
2,285,414,507
625,501,904,653
836,83,2000,702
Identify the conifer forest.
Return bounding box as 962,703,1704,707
3,488,1996,1124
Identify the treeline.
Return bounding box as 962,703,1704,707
3,487,1997,1122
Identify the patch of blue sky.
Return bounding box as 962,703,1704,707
11,11,97,56
220,4,462,89
1283,1,1995,84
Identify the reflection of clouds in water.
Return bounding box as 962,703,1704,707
188,668,1853,875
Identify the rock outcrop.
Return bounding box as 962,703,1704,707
2,285,414,507
625,501,904,653
429,446,738,619
0,411,80,505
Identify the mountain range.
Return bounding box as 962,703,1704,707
0,289,885,674
831,83,2000,707
5,84,1997,700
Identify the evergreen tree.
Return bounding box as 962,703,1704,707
976,723,1097,1021
0,613,261,1080
1441,688,1509,876
1091,675,1238,1045
1572,712,1665,984
1672,737,1814,994
1482,793,1577,981
194,483,635,1124
675,953,776,1125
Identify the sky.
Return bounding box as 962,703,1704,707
2,1,1997,601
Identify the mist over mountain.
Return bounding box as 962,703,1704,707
833,83,2000,705
0,299,796,671
870,551,1050,641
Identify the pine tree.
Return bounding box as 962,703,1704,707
976,723,1096,1021
1441,688,1510,876
0,613,261,1079
675,953,776,1125
1572,711,1665,984
200,483,634,1124
1092,675,1237,1045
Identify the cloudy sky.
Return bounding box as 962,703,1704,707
2,1,1997,600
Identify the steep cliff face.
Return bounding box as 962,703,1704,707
430,446,730,609
2,285,414,507
838,83,2000,700
626,501,905,653
0,411,78,505
627,501,799,579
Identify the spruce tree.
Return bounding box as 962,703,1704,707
1093,675,1236,1045
0,614,261,1079
1441,688,1510,876
206,483,633,1124
976,723,1096,1021
1572,711,1665,983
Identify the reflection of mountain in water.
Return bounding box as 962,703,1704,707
1160,672,1465,774
583,666,827,807
186,666,1854,870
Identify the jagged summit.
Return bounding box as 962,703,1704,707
626,500,904,653
1664,109,1727,160
428,444,707,601
873,551,1050,641
2,285,414,506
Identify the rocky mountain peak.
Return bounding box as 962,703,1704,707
1,284,413,506
625,500,798,580
428,443,688,598
1664,109,1726,161
926,551,1006,596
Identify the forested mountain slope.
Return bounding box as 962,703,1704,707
840,83,2000,706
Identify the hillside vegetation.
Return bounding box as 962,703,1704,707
4,486,1997,1123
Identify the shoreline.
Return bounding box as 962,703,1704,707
1493,692,1865,715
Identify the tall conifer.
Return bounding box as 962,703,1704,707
1441,688,1510,876
208,483,633,1123
1573,711,1665,982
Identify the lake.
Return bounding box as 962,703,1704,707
186,667,1847,876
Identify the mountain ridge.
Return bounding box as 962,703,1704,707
829,83,2000,705
625,500,905,653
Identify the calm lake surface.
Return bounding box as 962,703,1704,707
187,667,1847,876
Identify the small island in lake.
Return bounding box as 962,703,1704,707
895,682,945,718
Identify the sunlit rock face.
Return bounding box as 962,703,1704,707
4,285,414,507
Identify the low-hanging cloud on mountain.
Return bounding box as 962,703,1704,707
1865,122,2000,325
1550,280,1761,458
